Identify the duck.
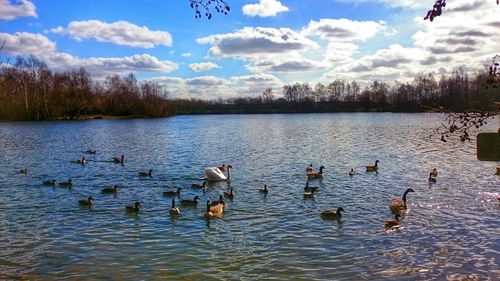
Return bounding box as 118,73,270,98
85,149,96,154
303,189,316,199
390,188,415,214
428,172,436,183
307,166,325,179
43,179,57,186
19,169,28,174
112,155,124,164
384,214,401,228
431,168,438,178
170,199,180,215
320,207,345,220
125,201,141,213
204,200,214,219
224,188,234,199
101,185,118,194
163,187,182,196
79,196,94,206
366,160,380,172
139,169,152,177
76,157,86,165
348,168,356,176
59,179,73,187
306,164,314,173
259,184,268,194
304,182,319,192
191,181,208,189
181,196,200,206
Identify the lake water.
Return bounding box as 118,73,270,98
0,113,498,280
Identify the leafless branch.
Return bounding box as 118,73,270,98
189,0,230,19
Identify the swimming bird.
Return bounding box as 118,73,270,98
390,188,415,214
303,189,315,199
217,164,226,172
384,214,401,228
163,187,182,196
125,201,141,213
428,173,436,183
431,168,438,178
224,188,234,199
76,157,86,165
209,195,225,216
139,169,152,177
204,200,214,219
79,196,94,206
191,181,208,189
101,186,118,194
320,207,345,220
349,168,356,176
211,195,225,207
181,196,200,206
59,179,73,187
307,166,325,179
85,149,96,154
43,179,57,186
259,184,269,194
112,155,124,164
306,164,314,173
304,182,319,192
366,160,380,172
19,169,28,174
205,164,232,182
170,199,180,215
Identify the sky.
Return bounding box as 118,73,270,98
0,0,499,99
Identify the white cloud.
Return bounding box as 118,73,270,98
325,42,359,63
303,18,386,41
242,0,289,17
181,52,192,57
247,58,326,73
51,20,172,48
333,0,426,9
0,32,178,77
0,0,37,20
188,62,220,72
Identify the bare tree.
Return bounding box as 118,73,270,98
189,0,230,19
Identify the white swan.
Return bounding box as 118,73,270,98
204,164,232,182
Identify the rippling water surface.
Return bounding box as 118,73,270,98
0,113,499,280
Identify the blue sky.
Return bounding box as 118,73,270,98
1,0,498,98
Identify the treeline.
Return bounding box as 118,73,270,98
1,56,499,120
172,70,499,115
0,56,171,121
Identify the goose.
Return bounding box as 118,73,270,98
384,214,401,228
204,200,214,219
85,149,96,154
303,189,315,199
209,195,225,216
163,187,182,196
320,207,345,220
307,166,325,179
125,201,141,213
76,157,86,165
259,184,269,194
19,169,28,174
211,195,225,207
366,160,380,172
181,196,200,206
79,196,94,206
304,182,319,192
170,199,180,215
112,155,124,164
428,173,436,183
204,164,232,182
431,168,438,178
43,179,57,186
306,164,314,173
191,181,208,188
390,188,415,214
59,179,73,187
349,169,356,176
224,188,234,199
101,185,118,194
139,170,152,177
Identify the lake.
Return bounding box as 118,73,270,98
0,113,498,280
